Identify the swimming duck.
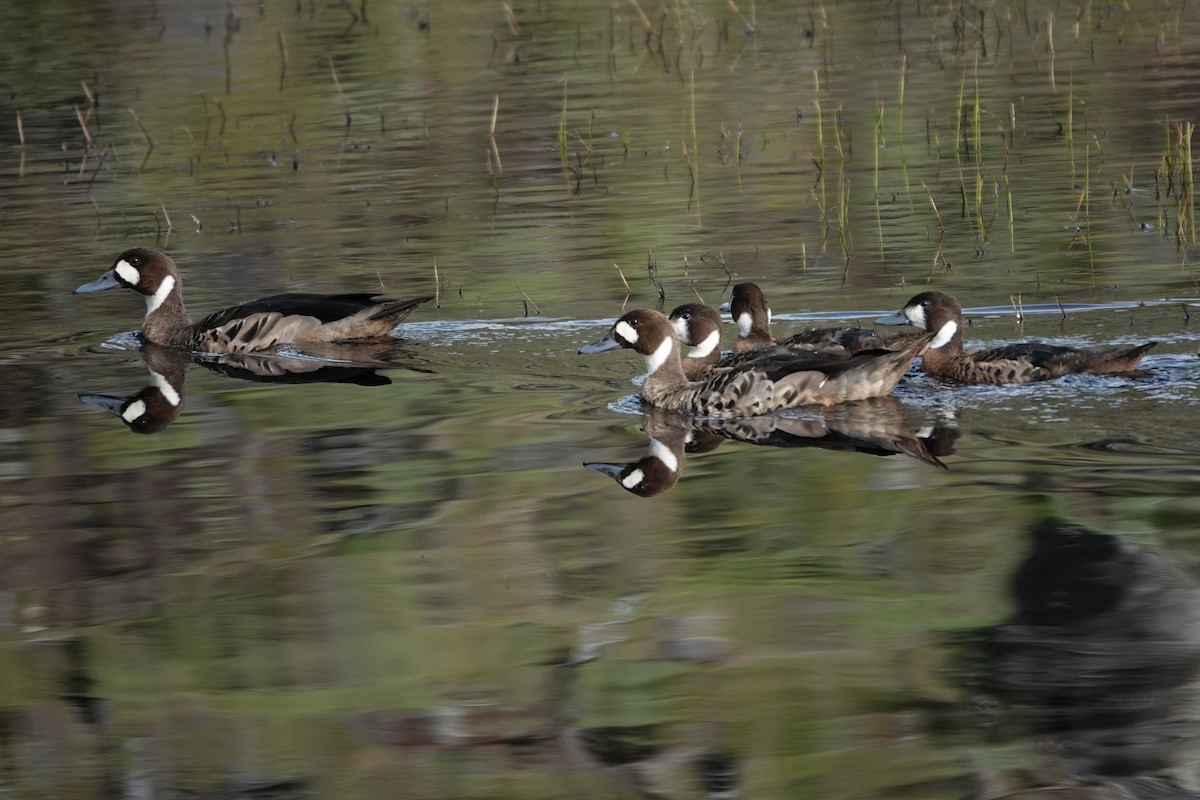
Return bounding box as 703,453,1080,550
668,301,839,380
727,282,921,355
75,247,434,354
579,309,934,416
876,290,1157,384
667,302,731,379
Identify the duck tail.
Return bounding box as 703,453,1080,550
1092,340,1157,373
369,294,435,324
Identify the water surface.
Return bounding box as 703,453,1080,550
1,0,1199,797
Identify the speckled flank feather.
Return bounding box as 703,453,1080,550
192,293,433,353
881,290,1157,385
581,309,932,417
76,248,433,354
646,337,932,415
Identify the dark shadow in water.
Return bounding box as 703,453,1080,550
954,518,1200,798
78,342,415,434
585,398,958,496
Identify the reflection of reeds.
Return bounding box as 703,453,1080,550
330,57,351,137
874,99,884,261
129,108,154,170
1170,120,1197,251
487,95,502,197
897,53,912,206
558,76,570,193
686,69,701,227
277,32,289,90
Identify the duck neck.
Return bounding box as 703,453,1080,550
640,336,689,392
140,281,195,346
920,321,965,371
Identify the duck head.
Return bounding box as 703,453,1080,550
877,291,961,349
726,282,772,339
579,309,680,375
667,302,722,358
75,247,181,316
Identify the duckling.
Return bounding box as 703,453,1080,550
877,290,1157,384
75,247,433,354
579,309,934,416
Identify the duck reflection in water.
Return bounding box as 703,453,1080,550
586,398,956,496
79,342,400,434
956,518,1200,798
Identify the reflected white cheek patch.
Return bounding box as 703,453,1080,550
121,399,147,424
615,320,638,344
114,260,141,286
621,468,645,490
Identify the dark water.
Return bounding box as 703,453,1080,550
1,0,1199,797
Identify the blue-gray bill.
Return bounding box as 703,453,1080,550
578,331,621,354
77,393,125,414
74,270,123,294
875,310,910,326
583,461,625,479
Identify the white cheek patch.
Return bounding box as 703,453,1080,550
736,312,754,337
121,399,148,424
145,274,176,315
150,369,181,407
646,438,679,473
643,335,674,375
621,468,646,490
931,319,957,349
906,304,928,330
670,317,691,343
114,259,141,286
687,328,720,358
615,320,639,345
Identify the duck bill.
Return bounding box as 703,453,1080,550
578,330,622,354
583,461,627,480
78,393,126,415
74,270,123,294
875,310,910,326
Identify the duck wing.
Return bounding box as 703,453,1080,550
197,293,393,329
681,338,929,414
192,293,433,353
970,341,1074,369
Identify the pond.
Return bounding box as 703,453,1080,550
1,0,1199,797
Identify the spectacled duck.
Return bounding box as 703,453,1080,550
579,309,935,416
75,247,433,354
876,290,1156,384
